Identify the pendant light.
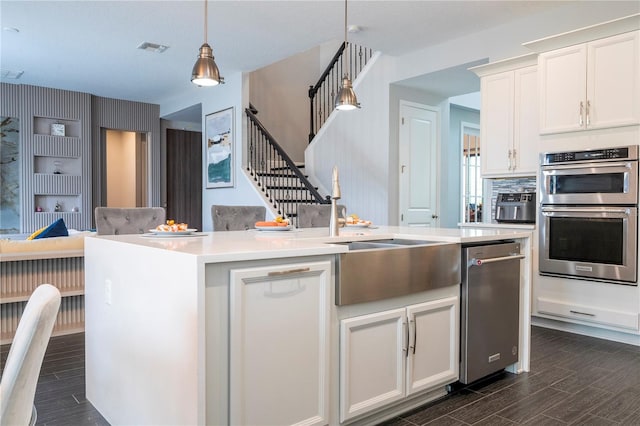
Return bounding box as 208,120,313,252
191,0,224,86
335,0,360,110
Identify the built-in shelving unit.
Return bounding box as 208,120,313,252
21,86,91,231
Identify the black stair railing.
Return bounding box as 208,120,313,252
245,108,329,221
308,41,373,142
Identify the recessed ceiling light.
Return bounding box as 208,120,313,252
137,42,169,53
347,25,361,34
1,70,24,79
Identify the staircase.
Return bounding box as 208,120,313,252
246,42,373,225
245,107,328,225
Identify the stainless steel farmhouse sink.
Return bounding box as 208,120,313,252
334,239,461,305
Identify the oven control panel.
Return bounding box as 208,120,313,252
542,146,637,165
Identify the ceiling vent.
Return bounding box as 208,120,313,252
1,69,24,79
137,42,169,53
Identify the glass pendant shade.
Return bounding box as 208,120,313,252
191,43,223,86
335,75,360,110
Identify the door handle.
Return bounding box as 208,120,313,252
432,214,438,219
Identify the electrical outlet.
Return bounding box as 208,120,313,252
105,279,112,305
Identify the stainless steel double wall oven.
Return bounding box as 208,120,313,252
539,146,638,285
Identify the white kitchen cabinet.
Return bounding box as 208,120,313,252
229,260,331,426
538,31,640,134
339,296,459,422
471,54,539,177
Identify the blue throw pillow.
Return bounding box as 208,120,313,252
34,218,69,239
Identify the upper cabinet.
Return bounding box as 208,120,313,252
523,14,640,136
471,54,539,177
537,31,640,134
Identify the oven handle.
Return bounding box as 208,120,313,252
541,161,633,171
541,207,632,215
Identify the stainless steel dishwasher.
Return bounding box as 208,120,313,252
460,241,524,384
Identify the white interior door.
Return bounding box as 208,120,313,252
399,101,439,226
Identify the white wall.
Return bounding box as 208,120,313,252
249,46,321,162
306,53,393,226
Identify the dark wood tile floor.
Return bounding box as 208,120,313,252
1,326,639,425
381,327,640,426
0,333,108,426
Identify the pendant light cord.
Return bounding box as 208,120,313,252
344,0,349,78
204,0,208,43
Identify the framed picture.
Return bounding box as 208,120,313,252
205,107,234,188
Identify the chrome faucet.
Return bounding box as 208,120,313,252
329,166,341,237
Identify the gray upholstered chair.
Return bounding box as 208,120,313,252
94,207,166,235
0,284,61,425
296,204,346,228
212,205,266,231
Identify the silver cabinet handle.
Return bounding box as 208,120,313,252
507,149,512,170
579,101,584,126
408,318,415,354
586,100,591,126
570,310,595,317
512,148,517,171
267,267,310,277
412,318,417,355
403,319,408,357
470,254,525,266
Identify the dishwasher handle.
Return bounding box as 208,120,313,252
469,253,525,267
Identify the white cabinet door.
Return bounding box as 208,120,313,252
229,261,331,426
339,308,406,422
340,295,460,422
513,66,539,175
406,296,459,395
538,44,587,134
480,71,514,176
587,31,640,130
480,67,538,177
539,31,640,134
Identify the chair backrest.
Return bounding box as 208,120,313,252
212,205,266,231
94,207,166,235
296,204,346,228
0,284,61,425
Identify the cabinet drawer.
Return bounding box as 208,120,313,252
537,297,639,331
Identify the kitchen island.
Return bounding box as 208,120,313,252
84,226,532,425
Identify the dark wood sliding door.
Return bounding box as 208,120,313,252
166,129,202,230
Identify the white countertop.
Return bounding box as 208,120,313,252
88,226,534,263
457,222,536,230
